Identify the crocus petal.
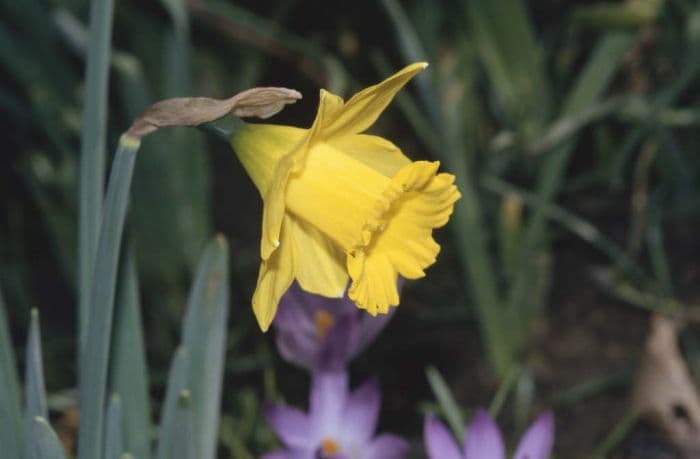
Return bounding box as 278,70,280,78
273,284,319,369
321,63,428,139
290,217,349,298
330,134,410,178
365,433,410,459
309,371,349,438
263,404,314,449
423,415,463,459
274,328,317,370
262,449,314,459
341,376,381,444
464,409,505,459
252,216,298,331
513,411,554,459
317,314,357,371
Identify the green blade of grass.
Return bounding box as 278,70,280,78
77,0,116,351
104,394,125,459
482,174,647,283
0,288,22,457
379,3,515,373
78,135,141,459
162,390,196,459
488,365,521,417
30,417,68,459
426,366,465,439
467,0,550,136
187,0,347,91
552,367,633,406
506,31,634,318
180,236,230,459
126,0,210,291
110,252,151,459
157,348,189,459
25,309,48,459
590,410,639,459
380,0,442,128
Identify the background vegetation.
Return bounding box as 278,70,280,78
2,0,700,457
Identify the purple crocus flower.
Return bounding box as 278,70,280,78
263,370,409,459
424,408,554,459
273,282,396,371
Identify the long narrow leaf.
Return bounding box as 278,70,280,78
467,0,550,132
104,394,125,459
110,251,151,459
25,309,48,420
180,236,230,459
506,32,634,315
78,0,116,350
157,348,189,459
25,309,48,459
0,288,22,457
78,135,141,459
426,366,465,439
380,0,441,128
160,390,196,459
30,417,68,459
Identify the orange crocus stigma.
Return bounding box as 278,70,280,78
314,310,335,342
320,438,340,456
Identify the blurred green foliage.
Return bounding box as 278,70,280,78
3,0,700,456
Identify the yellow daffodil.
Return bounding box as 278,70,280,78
231,63,461,331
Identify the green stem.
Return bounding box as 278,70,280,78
590,410,639,459
78,0,116,352
78,135,140,459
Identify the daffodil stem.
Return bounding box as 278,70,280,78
200,115,246,142
78,134,140,459
78,0,116,354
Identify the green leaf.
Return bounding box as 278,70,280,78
380,0,442,128
157,348,189,459
30,417,68,459
506,32,634,335
104,394,125,459
25,309,48,459
78,0,117,351
426,366,465,439
110,252,151,459
78,136,141,459
159,390,196,459
180,236,230,459
156,236,229,459
467,0,550,135
0,288,23,457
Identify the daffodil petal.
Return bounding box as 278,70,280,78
259,89,345,260
322,62,428,139
330,134,411,178
260,152,295,260
252,216,297,331
311,90,344,141
230,124,306,194
289,216,349,298
286,142,389,251
348,161,460,314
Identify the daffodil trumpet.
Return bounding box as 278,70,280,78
231,62,461,331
